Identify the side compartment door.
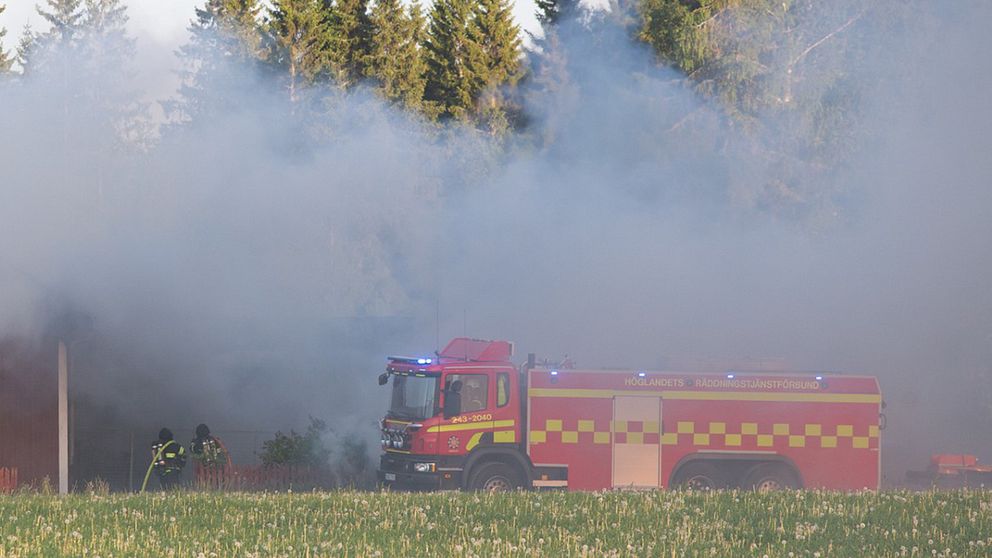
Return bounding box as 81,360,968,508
612,396,662,488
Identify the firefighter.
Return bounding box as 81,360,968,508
189,423,231,472
149,428,186,490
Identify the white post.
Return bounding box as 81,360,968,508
58,340,69,494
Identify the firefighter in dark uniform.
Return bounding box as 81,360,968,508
151,428,187,489
190,423,231,472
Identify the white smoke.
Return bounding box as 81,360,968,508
1,2,990,481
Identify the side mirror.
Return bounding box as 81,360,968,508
377,372,389,386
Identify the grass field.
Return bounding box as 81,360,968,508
0,490,989,557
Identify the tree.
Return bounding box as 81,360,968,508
265,0,337,102
29,0,85,74
11,0,145,210
424,0,521,126
535,0,579,26
638,0,714,74
15,25,35,73
465,0,521,132
638,0,879,219
80,0,150,149
423,0,476,119
331,0,372,87
365,0,427,111
0,4,13,73
167,0,265,124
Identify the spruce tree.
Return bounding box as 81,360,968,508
19,0,145,207
365,0,426,111
465,0,521,132
466,0,520,93
30,0,85,73
168,0,264,124
0,4,13,73
535,0,578,26
80,0,149,149
15,25,35,74
331,0,372,87
266,0,336,102
423,0,476,119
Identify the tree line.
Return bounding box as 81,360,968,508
0,0,932,220
1,1,893,133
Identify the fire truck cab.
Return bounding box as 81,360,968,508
377,338,882,491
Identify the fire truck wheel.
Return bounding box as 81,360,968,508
469,462,521,492
743,463,800,491
671,462,729,491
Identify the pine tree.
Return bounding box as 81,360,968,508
0,4,13,73
365,0,427,111
423,0,476,119
168,0,265,124
331,0,372,87
265,0,337,102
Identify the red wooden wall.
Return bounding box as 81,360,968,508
0,337,58,486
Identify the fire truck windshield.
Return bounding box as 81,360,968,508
387,374,439,420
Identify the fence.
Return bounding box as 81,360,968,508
194,464,336,491
0,468,17,492
72,427,280,492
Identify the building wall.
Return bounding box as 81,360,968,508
0,338,58,486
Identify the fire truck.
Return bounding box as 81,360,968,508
377,338,882,491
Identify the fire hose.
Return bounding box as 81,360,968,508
140,442,175,493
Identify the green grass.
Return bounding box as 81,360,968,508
0,490,989,556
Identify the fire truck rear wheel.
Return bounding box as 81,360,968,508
743,463,800,491
469,462,521,492
671,462,729,491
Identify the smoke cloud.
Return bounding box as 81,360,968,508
1,2,990,483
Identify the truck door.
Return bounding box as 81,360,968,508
612,396,662,488
440,372,494,455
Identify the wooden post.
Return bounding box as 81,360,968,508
58,340,69,494
128,431,134,492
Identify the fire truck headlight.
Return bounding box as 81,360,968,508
413,463,436,473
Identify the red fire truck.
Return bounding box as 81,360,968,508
377,338,882,491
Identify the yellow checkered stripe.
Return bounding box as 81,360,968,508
529,420,880,449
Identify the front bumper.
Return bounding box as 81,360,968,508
378,453,462,491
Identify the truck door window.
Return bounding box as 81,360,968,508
447,374,488,413
497,373,509,407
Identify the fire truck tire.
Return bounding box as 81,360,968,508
742,462,801,491
671,462,730,491
469,462,522,492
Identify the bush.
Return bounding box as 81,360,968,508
259,417,331,468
